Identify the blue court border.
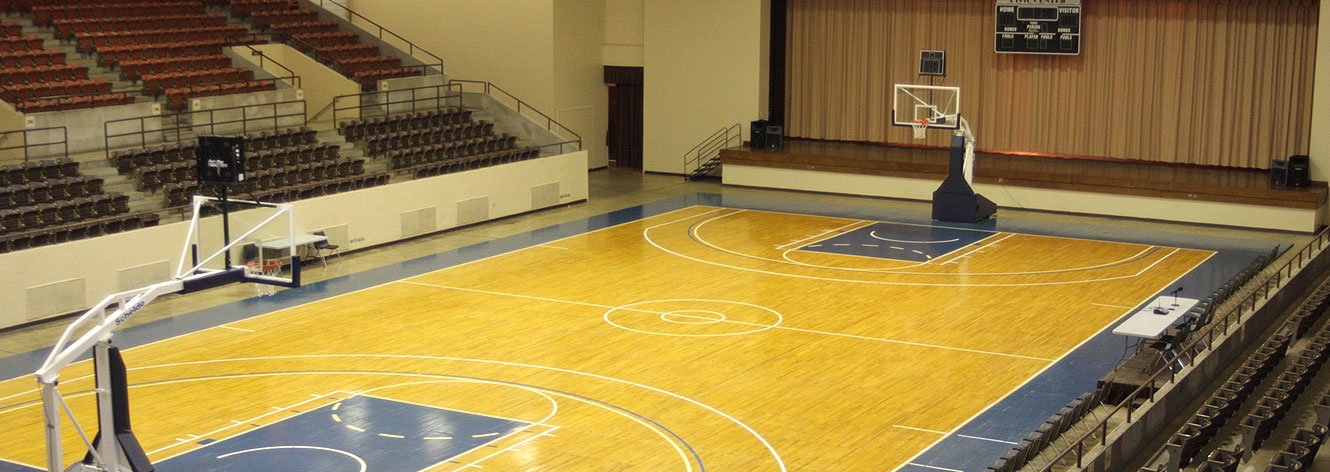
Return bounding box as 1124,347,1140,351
0,193,1288,472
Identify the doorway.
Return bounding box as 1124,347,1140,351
604,66,643,169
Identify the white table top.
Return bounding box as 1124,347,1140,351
1112,296,1200,339
259,234,327,250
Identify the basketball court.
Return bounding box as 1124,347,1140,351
0,193,1281,472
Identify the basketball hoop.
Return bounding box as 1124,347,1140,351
244,258,284,296
911,119,931,139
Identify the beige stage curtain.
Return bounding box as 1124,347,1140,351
786,0,1317,168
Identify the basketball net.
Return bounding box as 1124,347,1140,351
911,119,930,140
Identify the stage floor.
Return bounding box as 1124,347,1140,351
0,194,1279,472
722,139,1327,209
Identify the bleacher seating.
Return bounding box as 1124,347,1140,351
1156,269,1330,472
985,390,1105,472
53,13,227,39
32,2,206,25
119,55,230,82
142,67,253,96
1163,330,1290,471
0,13,133,113
339,108,540,179
112,127,386,209
20,0,276,110
74,25,249,54
0,157,156,254
227,0,420,90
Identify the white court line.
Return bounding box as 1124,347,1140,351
1091,303,1136,310
216,325,255,333
685,211,1176,281
908,463,964,472
886,249,1215,472
893,424,948,435
447,428,558,472
0,204,722,392
943,233,1015,262
535,245,569,250
957,434,1018,445
147,391,342,457
106,354,783,471
869,231,960,244
652,213,1185,286
774,220,870,250
0,457,47,470
400,281,1053,362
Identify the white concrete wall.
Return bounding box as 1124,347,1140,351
0,152,589,329
237,44,360,122
346,0,556,112
604,0,643,67
642,0,766,174
554,0,610,169
343,0,608,169
1311,4,1330,184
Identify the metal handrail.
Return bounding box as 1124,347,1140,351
0,84,146,107
0,126,68,163
225,33,302,89
449,79,582,148
308,0,444,75
330,82,463,125
230,30,432,88
382,142,582,178
103,100,308,159
1036,230,1327,470
683,122,742,175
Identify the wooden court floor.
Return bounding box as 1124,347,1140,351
0,205,1213,471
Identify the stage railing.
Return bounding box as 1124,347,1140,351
1036,229,1328,470
683,122,742,178
0,126,67,163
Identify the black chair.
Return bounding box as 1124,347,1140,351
310,230,339,267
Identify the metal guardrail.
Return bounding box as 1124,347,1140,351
1038,229,1329,470
0,126,67,163
330,82,463,125
448,79,582,153
102,100,308,159
683,122,742,177
307,0,444,75
226,34,303,90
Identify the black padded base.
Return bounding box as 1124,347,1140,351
933,186,996,223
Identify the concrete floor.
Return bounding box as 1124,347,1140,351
0,168,1307,359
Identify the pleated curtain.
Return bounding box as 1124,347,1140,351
785,0,1318,168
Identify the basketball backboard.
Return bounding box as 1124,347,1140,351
892,84,961,131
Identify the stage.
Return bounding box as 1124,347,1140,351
720,139,1327,232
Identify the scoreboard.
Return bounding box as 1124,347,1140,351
995,0,1081,55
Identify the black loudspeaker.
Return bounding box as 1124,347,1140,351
196,135,246,186
1288,154,1310,187
1271,159,1289,186
764,125,783,148
750,120,768,147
